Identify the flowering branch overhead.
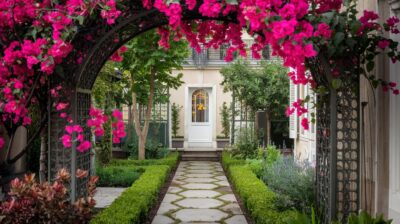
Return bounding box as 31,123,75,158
0,0,399,149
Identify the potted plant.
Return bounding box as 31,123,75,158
217,102,231,148
171,103,184,148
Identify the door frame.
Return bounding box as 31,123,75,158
184,84,217,148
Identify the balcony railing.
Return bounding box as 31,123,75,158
184,42,276,68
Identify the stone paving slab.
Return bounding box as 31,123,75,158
151,161,248,224
94,187,126,209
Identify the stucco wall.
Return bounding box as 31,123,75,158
169,68,232,139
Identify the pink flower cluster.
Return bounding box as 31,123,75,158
111,109,126,144
61,125,91,153
87,107,108,137
0,0,120,150
110,46,128,62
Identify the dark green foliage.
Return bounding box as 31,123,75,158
109,152,179,169
96,166,144,187
264,145,282,167
126,139,170,160
261,156,315,213
171,103,181,138
348,211,392,224
90,165,171,224
231,127,259,159
220,102,230,138
96,121,113,165
220,60,289,119
224,163,297,223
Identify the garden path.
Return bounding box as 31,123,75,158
152,161,247,224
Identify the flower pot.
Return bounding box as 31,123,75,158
216,138,230,149
172,138,184,149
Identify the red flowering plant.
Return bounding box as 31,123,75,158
0,169,98,224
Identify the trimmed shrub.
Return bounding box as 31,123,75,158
222,151,245,170
108,152,179,169
90,165,171,224
96,166,144,187
227,165,297,224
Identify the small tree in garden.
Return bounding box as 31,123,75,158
171,103,182,138
119,30,189,160
220,102,230,138
221,60,289,145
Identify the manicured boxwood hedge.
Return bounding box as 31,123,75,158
222,152,297,224
91,165,171,224
108,152,179,169
96,166,144,187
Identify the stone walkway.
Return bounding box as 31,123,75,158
94,187,126,209
152,161,248,224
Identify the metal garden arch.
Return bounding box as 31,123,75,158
48,2,360,223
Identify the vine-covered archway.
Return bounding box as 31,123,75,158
3,0,400,223
45,3,361,224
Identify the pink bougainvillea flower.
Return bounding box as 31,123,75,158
314,23,332,38
61,134,72,148
285,107,295,117
56,102,69,111
378,40,390,49
301,118,309,130
77,141,91,152
112,109,123,120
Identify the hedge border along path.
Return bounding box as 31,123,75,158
222,152,298,224
90,153,179,224
152,161,248,224
90,165,171,224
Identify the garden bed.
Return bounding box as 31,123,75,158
222,152,297,224
91,152,179,224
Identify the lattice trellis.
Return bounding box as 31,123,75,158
308,55,360,223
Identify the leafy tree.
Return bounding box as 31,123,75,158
221,60,289,144
119,30,189,160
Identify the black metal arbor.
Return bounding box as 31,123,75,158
48,1,360,223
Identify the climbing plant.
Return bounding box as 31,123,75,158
0,0,399,165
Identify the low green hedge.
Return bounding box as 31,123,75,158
91,165,171,224
108,152,179,169
221,151,246,170
222,152,297,223
96,166,144,187
227,166,297,224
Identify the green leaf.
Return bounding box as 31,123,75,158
333,32,345,46
76,16,84,25
366,61,375,72
332,79,342,89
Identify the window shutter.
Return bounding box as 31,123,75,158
289,79,297,139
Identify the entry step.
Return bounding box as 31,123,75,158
180,150,221,161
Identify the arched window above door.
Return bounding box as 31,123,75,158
192,89,209,123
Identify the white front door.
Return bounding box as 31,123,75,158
188,88,213,148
